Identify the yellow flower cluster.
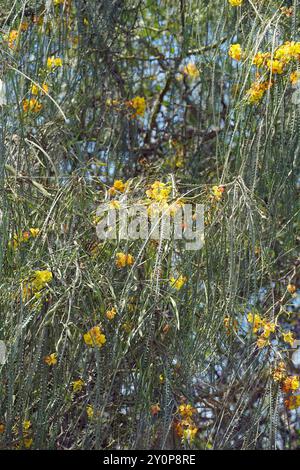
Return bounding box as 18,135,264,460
31,82,49,96
247,312,276,348
247,312,297,350
252,52,270,68
212,185,225,201
282,331,295,347
272,362,286,383
285,394,300,410
86,405,94,419
47,56,63,70
287,283,297,294
251,41,300,85
150,403,161,416
108,179,128,195
245,79,272,104
83,325,106,347
274,41,300,62
282,376,300,394
4,23,28,49
23,98,43,114
280,7,293,17
229,44,242,61
106,307,117,320
146,181,171,202
228,0,243,6
115,252,134,268
22,420,33,449
44,353,57,366
266,59,284,75
174,404,198,445
272,362,300,409
182,63,200,79
71,378,84,393
32,270,53,291
10,228,39,250
231,40,300,105
22,270,53,301
126,96,146,118
6,30,19,49
169,274,187,290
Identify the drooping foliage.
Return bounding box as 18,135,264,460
0,0,299,450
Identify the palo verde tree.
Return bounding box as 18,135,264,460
0,0,299,450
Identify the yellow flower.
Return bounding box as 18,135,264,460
282,376,300,393
32,270,53,291
229,44,242,61
21,231,31,242
182,426,198,444
106,307,117,320
109,200,120,209
47,56,63,69
23,437,33,448
282,331,295,347
228,0,242,5
71,379,85,393
109,179,127,195
280,7,293,18
44,353,57,366
290,71,300,86
252,52,270,68
274,41,300,61
122,322,132,333
262,322,276,339
31,84,39,95
178,404,195,419
83,326,106,347
23,420,31,432
127,96,146,118
20,22,29,32
146,181,171,202
115,252,134,268
212,185,225,201
257,336,269,349
32,83,48,95
287,283,297,294
29,228,40,237
266,59,285,75
246,80,272,105
6,30,19,48
170,275,187,290
285,395,300,410
159,374,164,384
247,312,264,333
272,362,286,383
22,98,43,113
22,270,52,301
182,63,200,79
42,83,49,94
150,403,161,416
86,405,94,419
